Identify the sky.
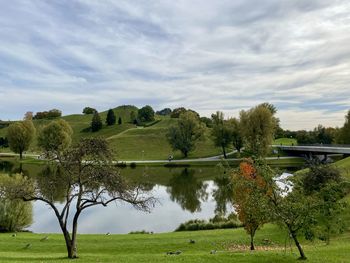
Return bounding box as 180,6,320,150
0,0,349,130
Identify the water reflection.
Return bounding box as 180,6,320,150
0,160,295,233
167,168,208,213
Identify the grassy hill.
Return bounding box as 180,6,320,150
0,106,224,160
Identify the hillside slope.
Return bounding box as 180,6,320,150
0,106,223,160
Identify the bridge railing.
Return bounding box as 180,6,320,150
276,144,350,148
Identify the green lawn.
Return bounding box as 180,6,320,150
0,225,348,262
273,138,297,146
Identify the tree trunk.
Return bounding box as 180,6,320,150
250,232,255,250
19,150,23,160
290,231,307,260
222,145,227,159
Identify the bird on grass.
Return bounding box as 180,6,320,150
40,236,49,242
23,243,31,249
166,251,182,255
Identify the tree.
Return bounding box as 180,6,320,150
156,108,172,116
91,112,102,132
37,119,73,155
33,109,62,119
302,164,348,244
118,117,122,125
7,120,35,159
257,161,317,260
7,137,155,259
82,107,97,115
0,174,33,232
170,107,187,118
106,109,116,126
231,160,269,250
138,105,155,122
240,105,275,157
227,118,244,154
130,111,137,124
200,117,213,128
166,111,204,157
337,110,350,144
211,111,232,158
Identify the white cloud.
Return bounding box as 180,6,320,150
0,0,349,129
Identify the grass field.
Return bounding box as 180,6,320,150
0,225,348,262
273,138,298,146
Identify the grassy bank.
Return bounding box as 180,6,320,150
0,225,349,262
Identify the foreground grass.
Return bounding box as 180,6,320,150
0,225,348,262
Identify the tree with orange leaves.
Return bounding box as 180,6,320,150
231,159,270,250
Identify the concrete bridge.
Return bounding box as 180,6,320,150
275,145,350,160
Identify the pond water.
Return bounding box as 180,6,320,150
0,160,297,234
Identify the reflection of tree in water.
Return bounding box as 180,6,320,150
212,176,233,215
0,161,14,173
167,168,208,213
36,165,68,203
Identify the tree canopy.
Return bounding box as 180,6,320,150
138,105,155,123
106,109,116,126
166,111,204,157
7,120,35,159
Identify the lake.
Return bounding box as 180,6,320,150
0,160,297,234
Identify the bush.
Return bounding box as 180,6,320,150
34,109,62,119
175,214,242,232
82,107,97,115
130,162,137,168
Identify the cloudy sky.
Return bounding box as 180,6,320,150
0,0,349,129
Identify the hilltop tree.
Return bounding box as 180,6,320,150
7,120,35,159
170,107,187,118
240,105,275,157
106,109,116,126
156,108,172,116
7,137,155,259
211,111,232,158
138,105,155,123
167,111,204,157
82,107,97,115
91,112,102,132
130,111,137,124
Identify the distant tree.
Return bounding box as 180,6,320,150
37,119,73,155
156,108,172,116
240,105,275,157
130,111,137,124
6,137,155,259
138,105,155,122
118,117,122,125
33,109,62,119
313,125,334,144
200,117,213,128
167,111,204,157
227,118,244,153
106,109,116,126
91,112,102,132
231,160,270,250
336,110,350,144
24,111,33,121
0,137,9,148
211,111,232,158
170,107,187,118
7,120,36,159
82,107,97,115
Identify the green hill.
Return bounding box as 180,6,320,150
0,106,223,160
